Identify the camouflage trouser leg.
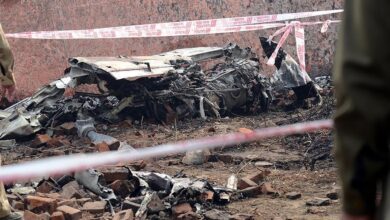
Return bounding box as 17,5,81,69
0,24,15,86
0,156,10,218
334,0,390,217
0,184,10,218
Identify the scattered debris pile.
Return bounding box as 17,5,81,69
0,41,338,219
0,43,272,141
5,164,278,219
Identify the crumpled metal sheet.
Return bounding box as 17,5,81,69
0,43,272,141
68,47,225,81
0,71,90,140
272,55,312,88
75,169,117,203
68,57,174,81
0,111,42,140
158,47,224,62
4,71,87,113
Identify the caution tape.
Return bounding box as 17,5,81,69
266,20,341,72
5,9,342,39
0,119,333,184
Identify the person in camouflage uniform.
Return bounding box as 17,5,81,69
0,24,22,220
0,24,15,104
334,0,390,219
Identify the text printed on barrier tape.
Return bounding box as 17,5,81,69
0,119,333,184
5,9,342,78
5,9,343,39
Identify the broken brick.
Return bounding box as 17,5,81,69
31,134,52,148
76,198,92,206
26,195,57,213
37,181,55,194
110,180,136,198
261,183,278,196
177,211,202,220
36,193,62,200
57,199,78,208
47,137,65,148
95,142,110,152
24,210,51,220
24,210,39,220
82,201,107,214
244,170,270,184
94,138,120,151
237,178,258,190
57,205,82,220
41,212,51,220
172,203,193,216
61,181,84,199
127,161,146,171
113,210,134,220
98,166,131,183
50,211,65,220
59,122,77,135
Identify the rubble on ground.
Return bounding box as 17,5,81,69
0,43,273,141
5,163,273,219
1,93,337,219
0,40,338,219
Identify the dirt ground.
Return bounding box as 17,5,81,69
1,93,340,220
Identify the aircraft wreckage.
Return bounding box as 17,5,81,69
0,40,321,140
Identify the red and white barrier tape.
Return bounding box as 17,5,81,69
0,119,333,184
266,20,341,72
5,9,342,39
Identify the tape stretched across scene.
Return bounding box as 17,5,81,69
5,9,343,39
0,119,333,184
266,20,341,72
